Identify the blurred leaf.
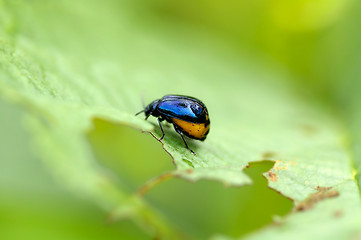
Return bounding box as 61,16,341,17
0,98,150,240
0,0,360,239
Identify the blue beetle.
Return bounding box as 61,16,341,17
136,95,210,154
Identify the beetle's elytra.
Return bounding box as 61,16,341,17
136,95,210,154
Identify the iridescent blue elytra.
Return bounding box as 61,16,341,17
136,95,210,154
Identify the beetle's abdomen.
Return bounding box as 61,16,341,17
171,117,210,140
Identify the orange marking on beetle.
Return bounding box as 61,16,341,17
171,118,210,139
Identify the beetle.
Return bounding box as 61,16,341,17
136,95,210,154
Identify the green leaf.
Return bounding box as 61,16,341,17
0,0,360,239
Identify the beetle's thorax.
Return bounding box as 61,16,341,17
144,99,161,118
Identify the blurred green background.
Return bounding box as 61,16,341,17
1,0,361,239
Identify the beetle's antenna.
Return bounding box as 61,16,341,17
135,92,146,116
135,110,144,116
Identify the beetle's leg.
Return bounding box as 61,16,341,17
173,125,196,155
145,114,151,120
157,118,165,141
145,109,153,120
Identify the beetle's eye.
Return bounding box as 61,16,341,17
191,104,202,115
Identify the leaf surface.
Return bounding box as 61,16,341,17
0,0,360,239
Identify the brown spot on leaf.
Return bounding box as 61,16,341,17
262,151,277,159
295,186,339,212
273,160,295,171
333,210,343,218
300,124,318,136
315,186,332,192
274,160,282,171
268,171,278,182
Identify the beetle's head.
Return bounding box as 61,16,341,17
144,99,160,119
